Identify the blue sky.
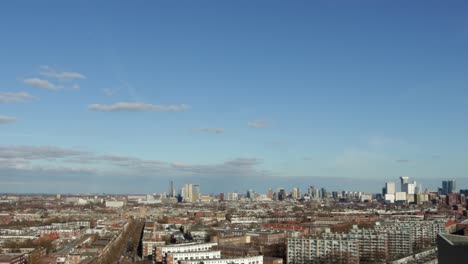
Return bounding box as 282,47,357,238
0,0,467,194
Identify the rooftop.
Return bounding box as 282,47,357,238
439,233,468,246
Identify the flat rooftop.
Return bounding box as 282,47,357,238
439,233,468,245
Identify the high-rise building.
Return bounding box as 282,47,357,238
226,192,238,201
441,180,456,195
292,187,301,199
267,188,273,199
400,176,409,193
278,188,287,200
321,188,327,199
182,184,193,202
193,184,200,202
448,180,456,194
407,181,416,195
308,186,315,196
442,181,448,195
246,189,254,199
385,182,396,195
169,180,176,197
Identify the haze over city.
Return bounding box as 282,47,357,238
1,0,468,194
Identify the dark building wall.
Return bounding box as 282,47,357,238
437,234,468,264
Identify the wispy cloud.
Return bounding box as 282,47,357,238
0,116,17,123
396,159,410,163
22,78,59,90
0,145,86,160
70,84,80,90
195,128,225,134
0,145,264,179
101,88,115,96
88,102,191,112
0,92,38,103
39,65,86,80
248,120,269,129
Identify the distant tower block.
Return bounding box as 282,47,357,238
400,176,409,193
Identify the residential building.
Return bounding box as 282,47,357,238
155,242,218,263
180,255,263,264
166,251,221,264
287,237,359,264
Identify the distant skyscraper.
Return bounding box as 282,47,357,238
292,187,300,199
407,181,416,195
385,182,396,195
169,180,176,197
226,192,238,201
442,180,456,195
321,188,327,199
182,184,193,202
400,176,409,193
267,188,273,199
448,180,456,194
278,188,287,200
247,189,254,199
193,184,200,202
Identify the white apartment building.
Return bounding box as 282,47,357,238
226,192,239,201
105,200,125,208
166,250,221,264
155,242,218,263
287,237,359,264
323,229,388,262
180,255,263,264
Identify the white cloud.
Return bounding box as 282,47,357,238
70,84,80,90
0,116,17,123
195,128,225,134
0,145,86,160
102,88,115,96
248,120,269,128
39,66,86,80
0,92,38,103
88,102,191,112
22,78,59,90
0,145,265,178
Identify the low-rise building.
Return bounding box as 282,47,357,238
166,250,221,264
180,255,263,264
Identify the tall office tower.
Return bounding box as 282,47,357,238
415,184,422,194
292,187,300,199
442,181,448,195
267,188,273,199
385,182,396,195
246,189,254,199
182,184,193,202
400,176,409,193
226,192,238,201
308,186,315,196
169,180,176,197
442,180,456,195
321,188,327,198
407,182,416,195
193,184,200,202
180,186,186,200
448,180,456,194
278,188,287,200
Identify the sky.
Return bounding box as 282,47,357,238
0,0,467,194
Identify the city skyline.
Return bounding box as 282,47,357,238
1,1,468,193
